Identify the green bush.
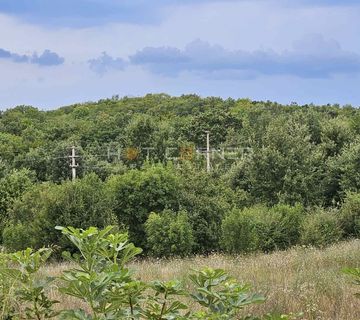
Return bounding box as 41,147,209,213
339,192,360,238
107,164,181,248
221,204,304,254
178,165,233,253
3,174,116,252
300,208,342,247
145,209,194,257
2,222,33,252
262,204,304,250
0,168,35,242
221,206,260,253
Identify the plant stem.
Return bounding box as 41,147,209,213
129,296,134,320
159,291,168,319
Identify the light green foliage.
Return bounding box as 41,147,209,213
300,208,342,247
0,248,58,319
143,280,188,320
189,268,265,319
342,267,360,298
145,210,194,257
57,225,144,319
320,117,352,157
227,116,324,206
332,138,360,196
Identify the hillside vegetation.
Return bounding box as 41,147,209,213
0,94,359,255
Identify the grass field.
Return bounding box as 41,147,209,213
44,240,360,319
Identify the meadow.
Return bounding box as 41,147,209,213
43,239,360,320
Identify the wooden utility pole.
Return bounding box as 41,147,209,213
205,131,210,172
69,146,79,181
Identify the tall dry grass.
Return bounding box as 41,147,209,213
43,240,360,319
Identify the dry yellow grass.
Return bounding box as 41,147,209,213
42,240,360,320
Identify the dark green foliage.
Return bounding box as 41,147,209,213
145,210,194,257
227,117,324,206
300,208,343,247
1,95,360,257
0,169,35,242
221,204,305,254
107,164,181,248
178,166,233,253
339,192,360,238
221,207,259,253
3,174,115,252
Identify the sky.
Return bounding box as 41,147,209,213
0,0,359,110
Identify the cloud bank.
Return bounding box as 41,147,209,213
0,48,64,66
129,35,360,79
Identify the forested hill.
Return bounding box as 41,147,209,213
0,94,359,255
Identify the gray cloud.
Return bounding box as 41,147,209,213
88,52,126,75
31,50,64,66
129,35,360,79
0,48,64,66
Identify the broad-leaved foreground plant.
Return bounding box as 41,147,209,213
0,226,297,319
0,248,58,319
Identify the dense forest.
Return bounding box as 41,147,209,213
0,94,359,256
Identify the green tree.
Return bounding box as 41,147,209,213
0,169,35,242
107,164,181,248
228,116,324,206
178,166,233,253
145,209,194,257
3,174,115,252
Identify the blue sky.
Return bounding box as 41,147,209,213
0,0,359,109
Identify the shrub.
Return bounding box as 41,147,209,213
263,204,304,250
221,207,260,253
178,165,234,253
300,208,342,247
0,168,35,242
107,164,181,248
339,192,360,238
145,210,194,257
3,174,116,252
221,204,305,254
